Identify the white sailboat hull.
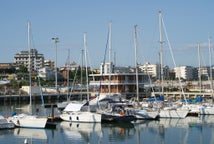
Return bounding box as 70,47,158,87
200,105,214,115
9,114,47,128
60,111,101,123
159,109,189,118
182,104,201,114
133,109,159,119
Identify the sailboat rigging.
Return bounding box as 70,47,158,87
129,25,159,120
156,11,189,118
59,33,101,123
9,21,48,128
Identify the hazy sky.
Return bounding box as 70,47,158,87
0,1,213,69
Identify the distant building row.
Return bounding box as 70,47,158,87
0,49,213,81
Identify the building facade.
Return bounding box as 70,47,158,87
38,67,55,81
14,49,44,72
174,66,194,80
89,62,149,99
139,62,169,80
44,60,55,70
139,62,160,78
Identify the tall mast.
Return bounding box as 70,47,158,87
159,11,164,94
197,43,202,93
67,49,70,101
52,37,59,95
84,33,89,102
134,25,139,102
80,48,84,101
109,21,112,64
208,37,213,97
28,21,32,111
108,21,112,95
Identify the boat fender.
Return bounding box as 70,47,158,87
69,116,72,121
17,120,20,125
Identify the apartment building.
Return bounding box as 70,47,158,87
14,49,44,72
174,66,194,80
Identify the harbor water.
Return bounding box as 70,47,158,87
0,101,213,144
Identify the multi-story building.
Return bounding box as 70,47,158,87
174,66,194,80
14,49,44,72
59,62,81,80
44,60,55,70
38,67,55,81
139,62,169,80
139,62,159,78
89,62,149,99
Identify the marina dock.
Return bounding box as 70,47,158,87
153,92,214,100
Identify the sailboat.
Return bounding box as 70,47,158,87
57,49,71,111
60,33,101,123
199,37,214,115
156,11,189,118
9,21,48,128
128,25,159,120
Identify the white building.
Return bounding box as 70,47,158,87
139,63,160,78
174,66,194,80
100,62,115,74
59,61,80,71
14,49,44,72
38,67,55,81
139,62,169,79
44,60,55,70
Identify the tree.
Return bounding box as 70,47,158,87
17,66,28,73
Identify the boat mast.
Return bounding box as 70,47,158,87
197,43,202,93
159,11,164,95
134,25,139,102
108,21,112,95
84,33,89,102
28,21,32,114
67,49,70,101
80,48,84,101
208,37,213,98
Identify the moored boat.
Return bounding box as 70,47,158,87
98,103,135,122
9,113,47,129
0,115,15,129
159,107,189,119
60,111,101,123
60,100,101,123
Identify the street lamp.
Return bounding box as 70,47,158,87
52,37,59,94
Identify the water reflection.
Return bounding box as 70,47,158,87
132,116,214,144
59,121,136,143
1,102,214,143
59,117,214,144
101,122,135,143
14,128,48,140
60,122,102,143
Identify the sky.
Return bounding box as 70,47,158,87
0,1,214,69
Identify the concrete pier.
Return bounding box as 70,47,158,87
153,92,214,100
0,93,88,103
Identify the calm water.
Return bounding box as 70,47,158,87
0,102,213,144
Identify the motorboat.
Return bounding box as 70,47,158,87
0,115,14,129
